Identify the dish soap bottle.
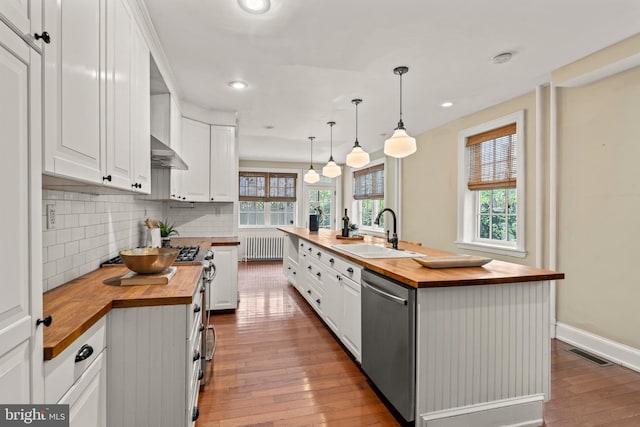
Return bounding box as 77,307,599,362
341,209,350,237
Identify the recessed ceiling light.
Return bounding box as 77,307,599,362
491,52,514,64
441,101,454,108
237,0,270,14
228,81,248,90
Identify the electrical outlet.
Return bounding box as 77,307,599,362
46,204,56,229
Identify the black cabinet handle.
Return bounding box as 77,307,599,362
131,183,142,189
199,324,205,332
193,351,200,362
192,407,199,422
308,247,312,252
316,251,321,257
347,267,354,273
329,258,334,264
75,344,94,363
36,315,52,327
287,266,291,270
316,272,321,278
171,194,176,197
337,275,342,280
316,299,321,305
182,197,186,200
102,175,112,182
138,183,142,189
292,271,296,275
306,290,311,295
307,265,312,270
198,369,204,381
34,32,51,43
193,305,201,313
300,243,303,247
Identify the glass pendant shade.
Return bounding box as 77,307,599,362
346,145,370,168
386,66,417,159
322,159,341,178
384,127,416,158
322,121,341,178
304,167,320,183
346,99,369,168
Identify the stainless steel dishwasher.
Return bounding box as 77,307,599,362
361,269,416,423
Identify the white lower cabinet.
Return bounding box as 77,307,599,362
209,246,239,311
293,238,362,361
44,317,107,427
107,284,203,427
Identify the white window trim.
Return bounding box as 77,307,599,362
456,110,527,258
238,166,301,228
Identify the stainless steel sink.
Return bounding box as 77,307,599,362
331,243,426,259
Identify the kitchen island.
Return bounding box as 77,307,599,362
279,227,564,427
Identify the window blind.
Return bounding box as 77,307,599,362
239,172,297,201
466,123,517,190
353,164,384,200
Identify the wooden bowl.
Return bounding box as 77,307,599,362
119,248,179,274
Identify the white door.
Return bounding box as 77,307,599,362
303,183,336,229
0,23,42,403
180,118,210,201
43,0,103,184
209,125,237,201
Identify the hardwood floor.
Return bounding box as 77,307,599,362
197,261,640,426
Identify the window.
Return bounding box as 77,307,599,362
457,111,525,257
353,163,385,232
239,171,297,226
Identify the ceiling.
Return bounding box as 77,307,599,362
142,0,640,164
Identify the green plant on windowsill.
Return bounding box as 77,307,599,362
349,222,359,236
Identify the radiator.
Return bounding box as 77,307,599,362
244,235,284,261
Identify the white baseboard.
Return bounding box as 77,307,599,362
556,322,640,373
420,395,544,427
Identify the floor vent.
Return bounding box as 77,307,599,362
567,348,612,366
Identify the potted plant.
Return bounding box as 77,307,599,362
158,220,179,247
309,204,323,232
349,222,359,237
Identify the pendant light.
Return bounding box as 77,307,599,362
304,136,320,184
346,99,370,168
322,121,341,178
384,66,417,158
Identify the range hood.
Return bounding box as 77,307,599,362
150,135,188,170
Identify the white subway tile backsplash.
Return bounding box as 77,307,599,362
64,241,79,257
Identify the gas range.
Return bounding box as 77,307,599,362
100,246,205,267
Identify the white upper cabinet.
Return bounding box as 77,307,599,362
179,119,238,202
43,0,150,192
43,0,104,184
130,21,150,193
180,118,211,202
209,125,237,202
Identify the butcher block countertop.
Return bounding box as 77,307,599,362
170,236,240,247
42,264,203,360
279,227,564,288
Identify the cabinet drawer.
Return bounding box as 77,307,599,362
331,257,361,283
187,288,203,341
188,368,200,427
45,317,107,404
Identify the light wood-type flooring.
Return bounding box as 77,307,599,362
196,261,640,426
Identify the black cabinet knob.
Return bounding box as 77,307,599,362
337,275,342,280
306,290,311,294
34,32,51,43
182,197,186,200
102,175,112,182
210,197,214,201
193,351,200,362
316,251,321,257
316,272,321,278
307,265,312,270
192,407,199,422
36,315,52,327
308,248,312,252
171,194,176,197
300,243,303,247
199,324,205,332
347,267,354,273
316,299,321,304
329,258,334,264
75,344,94,363
193,305,201,313
198,369,204,381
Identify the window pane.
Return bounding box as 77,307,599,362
479,215,490,238
491,215,505,240
361,199,373,226
492,189,506,214
508,189,517,214
479,190,490,213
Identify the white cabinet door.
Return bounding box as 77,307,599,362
341,276,361,362
180,118,210,201
105,0,132,190
43,0,103,184
209,247,238,310
169,96,183,199
323,272,343,335
209,125,237,202
0,23,42,402
59,352,107,427
130,22,150,193
0,0,41,42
